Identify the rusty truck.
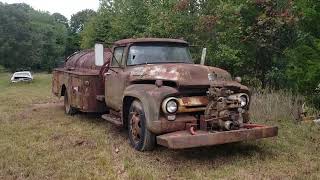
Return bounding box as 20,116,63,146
52,38,278,151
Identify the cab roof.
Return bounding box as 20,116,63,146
114,38,189,46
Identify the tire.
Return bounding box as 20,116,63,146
64,91,77,115
128,100,156,151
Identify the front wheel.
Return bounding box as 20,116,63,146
128,100,156,151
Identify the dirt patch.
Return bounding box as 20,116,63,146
50,133,97,150
50,133,65,141
32,101,64,110
73,138,97,149
17,101,63,119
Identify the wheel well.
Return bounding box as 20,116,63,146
123,96,136,129
61,85,66,96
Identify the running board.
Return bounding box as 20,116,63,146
101,114,122,126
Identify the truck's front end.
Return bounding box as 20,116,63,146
156,71,277,149
122,38,278,150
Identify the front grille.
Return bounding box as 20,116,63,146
177,86,209,97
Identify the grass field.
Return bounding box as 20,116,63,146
0,73,320,180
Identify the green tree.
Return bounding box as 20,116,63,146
240,0,298,88
52,13,69,28
81,11,112,48
0,3,68,72
70,9,96,34
286,0,320,107
66,9,96,54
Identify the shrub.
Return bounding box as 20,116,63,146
250,90,305,122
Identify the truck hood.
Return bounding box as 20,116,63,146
128,63,247,89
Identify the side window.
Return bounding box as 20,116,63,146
112,47,124,67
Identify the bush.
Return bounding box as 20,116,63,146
250,90,305,122
0,65,6,73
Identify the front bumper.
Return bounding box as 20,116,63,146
157,124,278,149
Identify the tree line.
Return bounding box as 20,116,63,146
0,0,319,107
0,2,95,72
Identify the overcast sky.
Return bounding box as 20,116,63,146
0,0,99,19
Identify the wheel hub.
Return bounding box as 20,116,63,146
130,112,141,143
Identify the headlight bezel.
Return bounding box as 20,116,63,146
162,97,179,114
228,93,250,108
239,94,249,108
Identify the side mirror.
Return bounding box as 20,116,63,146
200,48,207,65
95,43,104,66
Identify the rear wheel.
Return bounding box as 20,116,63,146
128,100,155,151
64,92,77,115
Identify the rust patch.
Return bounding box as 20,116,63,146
127,63,236,88
178,96,209,113
157,125,278,149
160,115,197,133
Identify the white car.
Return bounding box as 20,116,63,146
11,71,33,83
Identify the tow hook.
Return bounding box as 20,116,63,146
186,123,197,135
189,126,197,135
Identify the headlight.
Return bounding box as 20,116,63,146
235,77,242,83
239,95,248,107
162,97,178,114
208,73,217,81
228,93,250,108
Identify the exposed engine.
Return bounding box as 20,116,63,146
204,73,250,131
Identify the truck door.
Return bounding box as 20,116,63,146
105,47,126,111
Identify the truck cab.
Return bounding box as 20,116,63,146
52,38,278,151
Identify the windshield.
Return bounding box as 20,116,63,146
127,44,193,65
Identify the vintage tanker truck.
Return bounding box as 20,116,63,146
52,38,278,151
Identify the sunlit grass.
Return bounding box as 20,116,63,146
0,73,319,179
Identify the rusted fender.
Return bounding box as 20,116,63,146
123,84,178,134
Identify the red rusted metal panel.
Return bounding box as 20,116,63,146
156,124,278,149
65,48,112,72
52,71,60,96
177,96,209,113
126,64,248,91
159,115,197,134
52,48,112,113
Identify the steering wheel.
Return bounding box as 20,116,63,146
99,61,110,84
